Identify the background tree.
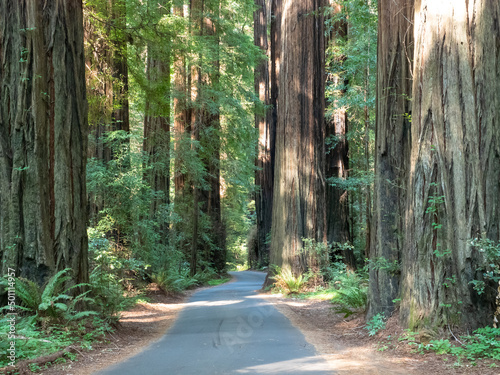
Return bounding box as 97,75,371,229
143,0,171,244
400,0,499,330
0,0,89,285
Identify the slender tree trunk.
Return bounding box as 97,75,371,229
84,1,114,224
110,0,129,134
325,4,355,269
254,0,273,268
367,0,413,320
199,4,226,272
0,0,89,286
173,1,188,197
269,0,326,276
143,0,170,243
400,0,499,330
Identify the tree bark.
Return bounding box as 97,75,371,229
269,0,326,276
0,0,89,286
367,0,413,320
254,0,274,268
400,0,500,329
173,1,188,197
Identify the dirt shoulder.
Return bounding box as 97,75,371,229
264,293,499,375
41,286,201,375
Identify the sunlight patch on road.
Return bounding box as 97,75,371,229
236,356,333,374
188,300,244,307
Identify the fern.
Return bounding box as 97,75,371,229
15,277,42,311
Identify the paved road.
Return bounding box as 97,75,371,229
98,271,334,375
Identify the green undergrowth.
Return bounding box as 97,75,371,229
0,315,114,369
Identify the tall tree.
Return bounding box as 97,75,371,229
143,0,171,242
325,3,356,269
0,0,89,285
253,0,274,268
270,0,327,275
199,2,226,272
400,0,499,329
367,0,413,319
173,0,188,197
110,0,130,134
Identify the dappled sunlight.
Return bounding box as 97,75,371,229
236,356,333,374
187,299,244,307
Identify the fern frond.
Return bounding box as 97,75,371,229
41,268,72,302
15,277,42,310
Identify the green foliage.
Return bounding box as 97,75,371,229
87,228,141,320
332,271,368,317
367,256,400,276
10,269,97,324
271,267,308,295
152,268,198,294
365,313,386,336
469,237,500,295
399,326,500,362
0,315,113,368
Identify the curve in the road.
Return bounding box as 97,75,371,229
97,271,334,375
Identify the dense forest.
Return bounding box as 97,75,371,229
1,0,500,370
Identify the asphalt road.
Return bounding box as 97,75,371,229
97,271,334,375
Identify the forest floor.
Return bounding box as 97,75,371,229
39,276,499,375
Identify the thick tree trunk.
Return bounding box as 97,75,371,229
143,1,170,243
367,0,413,320
269,0,326,276
254,0,273,268
400,0,500,329
0,0,89,285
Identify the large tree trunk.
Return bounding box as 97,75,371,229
269,0,326,276
367,0,414,320
143,0,171,243
400,0,500,330
0,0,89,285
254,0,274,268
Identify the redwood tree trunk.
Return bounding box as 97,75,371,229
254,0,274,268
400,0,500,329
110,0,129,134
270,0,326,276
0,0,89,285
143,0,170,242
368,0,413,320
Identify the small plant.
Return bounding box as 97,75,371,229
365,313,386,336
331,271,368,316
272,266,308,294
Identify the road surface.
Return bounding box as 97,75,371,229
97,271,335,375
